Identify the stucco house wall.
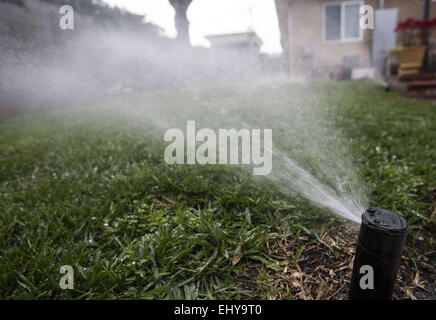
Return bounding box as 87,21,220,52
275,0,436,79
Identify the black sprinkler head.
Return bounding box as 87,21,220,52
349,208,408,300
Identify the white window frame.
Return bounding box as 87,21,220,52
323,1,363,44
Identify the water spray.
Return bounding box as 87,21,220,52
349,208,408,300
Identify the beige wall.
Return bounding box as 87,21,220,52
384,0,436,22
275,0,436,79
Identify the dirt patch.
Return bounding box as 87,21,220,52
236,225,435,300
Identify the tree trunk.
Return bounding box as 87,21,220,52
168,0,192,45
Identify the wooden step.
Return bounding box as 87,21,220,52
388,77,436,99
407,80,436,87
406,87,436,98
397,72,436,82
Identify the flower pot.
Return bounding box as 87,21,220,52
397,46,427,75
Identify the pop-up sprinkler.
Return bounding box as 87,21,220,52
349,208,408,300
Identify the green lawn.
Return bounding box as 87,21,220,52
0,81,434,299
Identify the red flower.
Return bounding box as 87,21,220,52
422,20,432,28
395,17,436,32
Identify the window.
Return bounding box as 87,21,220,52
324,1,362,42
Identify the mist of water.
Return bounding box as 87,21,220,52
0,0,367,223
111,84,368,224
270,150,365,223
